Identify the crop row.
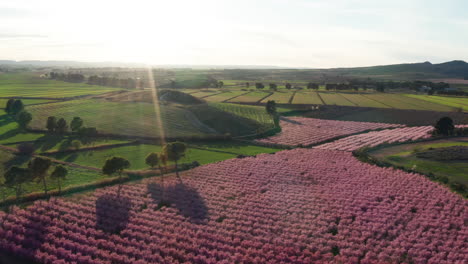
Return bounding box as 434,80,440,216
1,148,465,263
315,125,468,152
256,117,403,146
314,126,434,151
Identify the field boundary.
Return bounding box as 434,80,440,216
256,92,274,103
288,91,297,104
337,93,358,106
316,92,326,105
38,141,139,155
200,91,227,99
361,94,394,108
25,128,231,142
222,91,251,103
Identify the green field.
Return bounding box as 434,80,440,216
0,149,107,200
319,92,356,106
340,93,390,108
203,91,248,102
0,73,120,98
49,142,280,170
210,103,279,132
0,116,45,145
292,92,323,104
405,94,468,111
26,99,211,138
370,138,468,185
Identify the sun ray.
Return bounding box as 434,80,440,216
147,67,166,146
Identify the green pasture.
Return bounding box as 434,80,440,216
0,149,107,200
26,99,210,138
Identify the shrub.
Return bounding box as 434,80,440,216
17,142,35,155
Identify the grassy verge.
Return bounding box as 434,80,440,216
353,138,468,197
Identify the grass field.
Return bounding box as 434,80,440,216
340,93,390,108
0,149,107,199
0,73,120,98
49,142,280,170
0,117,45,145
405,94,468,111
210,103,280,132
26,99,211,138
370,138,468,185
292,92,323,104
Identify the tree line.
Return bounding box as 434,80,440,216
49,72,142,89
45,116,97,137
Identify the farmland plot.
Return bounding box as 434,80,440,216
315,126,434,151
320,93,356,106
202,91,247,102
1,148,466,263
256,117,402,147
340,93,390,108
292,91,323,104
227,91,272,103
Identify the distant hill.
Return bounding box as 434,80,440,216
326,60,468,79
1,59,467,80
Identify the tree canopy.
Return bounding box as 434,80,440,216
435,117,455,136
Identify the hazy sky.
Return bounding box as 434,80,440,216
1,0,467,68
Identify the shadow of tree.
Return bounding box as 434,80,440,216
0,127,21,142
31,134,64,152
5,154,31,168
280,116,303,125
64,153,79,163
0,114,14,127
95,194,132,234
147,182,208,222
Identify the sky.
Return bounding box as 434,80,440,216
1,0,467,68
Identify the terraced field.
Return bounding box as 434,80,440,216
0,74,120,98
405,94,468,111
227,91,272,103
26,99,211,138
